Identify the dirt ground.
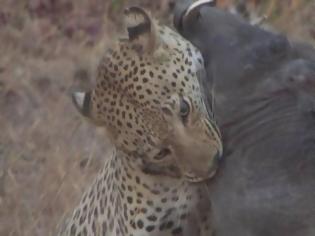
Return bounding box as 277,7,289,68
0,1,314,236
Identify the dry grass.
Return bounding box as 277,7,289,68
247,0,315,45
0,1,173,235
0,0,314,235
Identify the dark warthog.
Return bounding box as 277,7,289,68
174,1,315,236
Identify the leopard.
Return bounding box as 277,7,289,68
58,6,223,236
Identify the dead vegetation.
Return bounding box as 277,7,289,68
0,0,313,235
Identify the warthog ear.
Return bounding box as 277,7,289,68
124,6,159,54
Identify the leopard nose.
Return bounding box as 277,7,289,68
214,150,222,162
209,151,221,172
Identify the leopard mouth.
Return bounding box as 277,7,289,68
153,148,172,161
150,148,219,182
153,148,219,182
184,169,217,183
142,148,181,178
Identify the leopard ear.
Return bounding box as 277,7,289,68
72,91,92,118
124,6,159,54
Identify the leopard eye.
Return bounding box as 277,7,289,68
179,98,190,119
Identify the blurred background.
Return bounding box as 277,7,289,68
0,0,314,235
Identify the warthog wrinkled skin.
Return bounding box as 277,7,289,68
174,1,315,236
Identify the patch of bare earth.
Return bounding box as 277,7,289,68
0,0,313,235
